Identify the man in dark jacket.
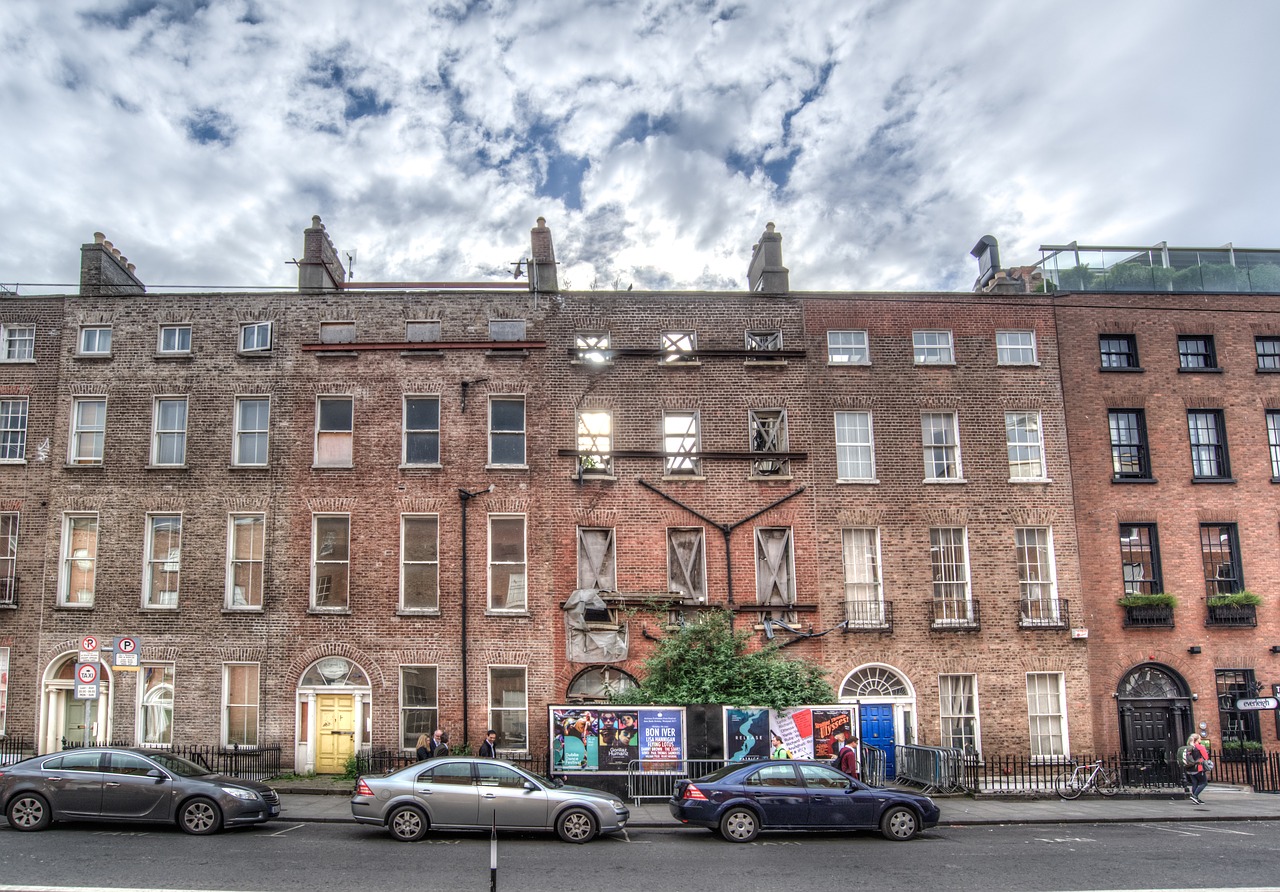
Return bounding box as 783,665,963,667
478,729,498,759
837,734,860,780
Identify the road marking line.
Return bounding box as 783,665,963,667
1137,823,1200,836
267,823,305,836
1183,824,1254,835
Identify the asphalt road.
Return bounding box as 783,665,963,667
2,819,1280,892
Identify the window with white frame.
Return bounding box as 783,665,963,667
0,646,8,733
489,397,526,466
755,527,795,608
151,397,188,466
1005,411,1045,479
401,514,439,612
489,319,526,341
0,398,28,462
79,325,112,356
929,527,971,622
827,330,869,365
406,320,441,343
226,513,265,609
143,514,182,608
60,513,98,606
223,663,259,747
577,410,612,475
921,412,961,480
667,528,706,602
2,324,34,361
750,409,789,476
1268,411,1280,479
842,528,883,626
158,325,191,354
913,330,954,364
403,397,440,466
0,512,17,605
940,674,979,753
401,666,438,749
574,331,611,363
1016,527,1059,624
1026,672,1067,758
70,397,106,465
239,321,272,353
488,666,528,751
319,321,356,344
661,330,697,363
138,663,174,745
996,330,1037,365
577,527,616,591
315,396,353,467
311,515,350,609
834,411,874,480
488,515,526,611
663,410,700,474
234,397,269,466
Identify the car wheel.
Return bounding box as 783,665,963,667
6,793,52,832
387,805,429,842
178,797,223,835
719,807,759,843
880,805,919,841
555,807,598,844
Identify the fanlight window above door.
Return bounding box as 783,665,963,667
301,657,369,687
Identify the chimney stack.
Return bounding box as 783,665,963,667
748,222,789,294
80,231,145,295
530,216,558,293
297,215,346,291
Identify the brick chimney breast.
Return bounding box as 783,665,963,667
530,216,559,293
747,222,789,294
80,232,145,295
298,215,346,291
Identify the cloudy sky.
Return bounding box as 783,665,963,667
1,0,1275,296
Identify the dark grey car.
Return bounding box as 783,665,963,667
351,757,629,843
0,747,279,835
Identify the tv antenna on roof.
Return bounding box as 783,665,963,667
345,250,357,281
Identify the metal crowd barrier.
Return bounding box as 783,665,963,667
894,744,966,793
627,758,729,802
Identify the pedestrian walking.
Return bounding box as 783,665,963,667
770,731,791,760
837,734,860,780
414,733,432,761
435,731,451,757
1180,734,1211,803
478,729,498,758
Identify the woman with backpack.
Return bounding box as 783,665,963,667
1181,734,1211,804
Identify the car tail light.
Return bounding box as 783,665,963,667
355,778,374,796
682,784,708,801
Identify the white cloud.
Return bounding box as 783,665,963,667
2,0,1278,295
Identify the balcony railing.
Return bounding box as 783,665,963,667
1019,598,1068,629
1123,604,1175,628
843,599,892,632
929,599,980,631
1037,243,1280,294
0,577,14,607
1205,603,1257,627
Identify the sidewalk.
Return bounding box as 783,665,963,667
273,782,1280,828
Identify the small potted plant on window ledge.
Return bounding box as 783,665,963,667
1206,590,1261,625
1118,592,1176,627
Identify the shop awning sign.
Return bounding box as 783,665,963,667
1236,697,1279,711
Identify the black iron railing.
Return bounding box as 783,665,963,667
930,599,980,630
1205,603,1257,627
1019,598,1069,629
0,735,33,764
59,739,282,782
1123,604,1175,627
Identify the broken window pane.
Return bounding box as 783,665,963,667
750,409,789,476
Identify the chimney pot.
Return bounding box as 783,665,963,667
312,215,323,229
102,240,113,251
94,232,105,244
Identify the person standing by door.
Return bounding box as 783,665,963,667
479,729,498,759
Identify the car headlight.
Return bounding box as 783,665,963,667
609,799,625,810
221,786,260,801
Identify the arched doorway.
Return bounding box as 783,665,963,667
296,657,371,774
840,664,917,778
1117,663,1192,771
41,652,113,753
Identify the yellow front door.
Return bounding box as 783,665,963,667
315,694,356,774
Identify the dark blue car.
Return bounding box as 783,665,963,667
669,760,939,842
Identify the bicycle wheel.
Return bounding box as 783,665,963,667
1095,767,1121,797
1055,770,1084,800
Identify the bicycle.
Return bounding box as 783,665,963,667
1055,759,1121,799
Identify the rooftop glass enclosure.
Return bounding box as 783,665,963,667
1036,243,1280,293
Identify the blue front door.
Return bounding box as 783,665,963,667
860,705,896,778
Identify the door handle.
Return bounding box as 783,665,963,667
105,782,120,787
483,793,496,799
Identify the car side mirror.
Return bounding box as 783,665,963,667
523,781,538,792
147,768,166,782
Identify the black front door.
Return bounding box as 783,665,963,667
1118,664,1193,785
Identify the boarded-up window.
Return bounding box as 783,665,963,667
667,528,705,601
319,321,356,344
577,528,616,591
754,528,794,606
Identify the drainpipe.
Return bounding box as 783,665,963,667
458,484,493,747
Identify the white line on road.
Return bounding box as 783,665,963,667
1183,824,1255,835
267,822,306,836
1137,823,1201,836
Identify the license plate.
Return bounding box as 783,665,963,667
269,806,280,816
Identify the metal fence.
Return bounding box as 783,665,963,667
895,745,967,793
628,758,729,802
58,739,282,782
0,736,33,765
955,752,1234,794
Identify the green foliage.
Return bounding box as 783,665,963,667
1117,592,1176,608
609,610,835,711
1206,590,1261,608
1246,263,1280,292
341,754,360,779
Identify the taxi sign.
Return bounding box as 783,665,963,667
74,661,99,700
1236,697,1279,711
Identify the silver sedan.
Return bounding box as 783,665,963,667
0,747,279,835
351,757,629,843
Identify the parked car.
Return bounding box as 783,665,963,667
0,746,280,835
669,759,939,842
351,756,630,843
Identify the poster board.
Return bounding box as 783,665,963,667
549,705,686,774
724,705,858,761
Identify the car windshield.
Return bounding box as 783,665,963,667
147,752,216,777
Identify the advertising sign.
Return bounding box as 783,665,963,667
724,706,857,763
550,706,686,774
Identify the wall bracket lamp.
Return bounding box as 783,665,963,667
1188,645,1202,654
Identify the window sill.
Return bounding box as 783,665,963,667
1191,476,1236,484
575,472,617,481
570,359,614,367
1009,477,1053,484
0,359,36,365
307,608,353,615
397,609,441,617
1256,367,1280,374
315,350,359,358
400,463,443,471
229,463,270,471
154,353,193,361
1177,367,1224,374
997,361,1041,368
486,349,529,359
661,474,705,482
145,464,189,471
913,361,956,367
0,459,28,466
54,603,94,610
141,605,179,612
1112,476,1159,484
744,359,787,367
237,351,273,359
63,462,103,469
222,607,265,614
312,463,354,470
749,474,794,482
74,353,113,361
836,478,879,485
923,477,968,484
485,609,530,617
1099,366,1144,373
659,360,701,367
400,348,444,359
485,463,529,471
827,360,871,368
